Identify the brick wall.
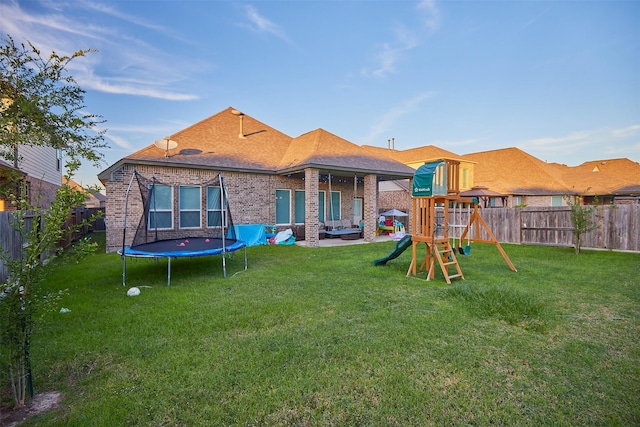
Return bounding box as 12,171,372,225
27,176,59,209
103,165,361,252
378,190,411,214
363,174,377,242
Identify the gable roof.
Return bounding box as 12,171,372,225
99,107,414,181
462,147,572,195
463,148,640,196
280,129,414,176
546,159,640,196
361,144,467,165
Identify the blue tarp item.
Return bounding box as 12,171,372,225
232,224,268,246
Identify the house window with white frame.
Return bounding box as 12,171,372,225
148,184,173,229
179,185,201,228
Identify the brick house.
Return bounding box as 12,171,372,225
363,144,640,209
463,148,640,207
97,107,415,252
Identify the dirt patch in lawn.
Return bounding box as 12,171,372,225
1,391,61,426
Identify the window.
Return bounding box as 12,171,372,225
295,190,305,224
149,184,173,229
275,189,291,225
551,196,563,207
56,149,62,171
328,191,341,220
179,186,201,228
206,186,225,227
318,191,325,222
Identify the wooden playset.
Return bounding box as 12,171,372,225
407,160,517,283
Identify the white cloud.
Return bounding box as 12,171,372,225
360,92,434,145
611,124,640,138
105,133,132,150
519,126,640,164
524,130,594,147
417,0,441,33
360,1,440,78
0,0,200,101
242,5,292,44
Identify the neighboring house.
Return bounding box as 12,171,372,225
365,144,640,209
66,179,106,208
463,148,640,207
98,107,414,252
0,144,62,211
0,159,26,211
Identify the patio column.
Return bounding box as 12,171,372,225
364,174,377,243
304,168,320,247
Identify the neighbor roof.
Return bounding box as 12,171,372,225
462,147,572,195
99,107,414,181
361,144,467,165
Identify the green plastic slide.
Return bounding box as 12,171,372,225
373,234,412,266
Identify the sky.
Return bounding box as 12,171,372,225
1,0,639,188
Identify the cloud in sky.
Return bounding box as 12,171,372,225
241,5,292,44
361,0,441,78
519,125,640,164
360,92,435,145
612,124,640,138
417,0,441,32
0,0,199,101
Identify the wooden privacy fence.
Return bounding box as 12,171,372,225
448,204,640,252
0,207,104,284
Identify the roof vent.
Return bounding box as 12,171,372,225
231,109,246,139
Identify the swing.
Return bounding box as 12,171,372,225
464,203,471,255
457,202,465,255
450,201,465,255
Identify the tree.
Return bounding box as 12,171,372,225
0,35,107,176
0,35,106,408
563,193,601,254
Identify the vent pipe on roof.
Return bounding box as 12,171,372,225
388,138,395,150
231,109,246,139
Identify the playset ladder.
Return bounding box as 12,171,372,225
429,239,464,284
407,238,465,284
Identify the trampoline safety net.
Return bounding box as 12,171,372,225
131,172,238,248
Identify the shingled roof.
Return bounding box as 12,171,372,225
462,147,572,195
280,129,414,176
463,148,640,196
361,144,465,164
99,107,414,180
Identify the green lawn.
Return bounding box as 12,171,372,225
6,234,640,426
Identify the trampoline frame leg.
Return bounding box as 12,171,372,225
167,257,171,287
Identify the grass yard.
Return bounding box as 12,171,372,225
3,233,639,426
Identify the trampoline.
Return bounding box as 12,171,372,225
120,171,247,286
